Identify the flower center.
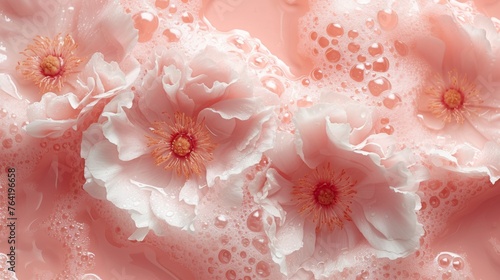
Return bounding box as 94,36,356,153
442,88,463,109
425,70,482,124
292,163,357,231
171,134,193,157
41,55,62,77
147,112,217,178
17,34,83,92
314,183,336,206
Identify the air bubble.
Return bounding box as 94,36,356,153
394,40,409,56
439,187,450,199
181,11,194,23
437,252,452,267
452,257,464,270
429,196,440,208
368,43,384,56
373,57,389,72
9,124,18,134
155,0,169,9
215,215,228,229
366,18,375,28
252,236,269,254
133,12,159,42
348,42,360,53
2,139,13,149
326,23,344,37
310,32,318,40
228,36,251,52
318,36,329,48
368,77,391,96
241,238,250,247
377,9,398,31
348,30,359,39
255,261,271,277
225,270,236,280
325,48,341,62
383,93,401,109
261,77,284,96
356,270,370,279
350,64,365,82
312,69,324,80
380,125,394,135
218,249,232,264
163,28,181,42
249,54,268,68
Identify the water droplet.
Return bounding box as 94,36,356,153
452,257,464,270
368,77,391,96
244,266,252,273
297,97,313,108
228,36,251,52
169,4,177,13
348,42,360,53
429,196,440,208
225,270,236,280
133,12,159,42
261,76,284,96
383,93,401,109
0,108,7,118
163,28,181,42
439,187,450,199
348,30,359,39
2,138,13,149
394,40,409,56
215,215,228,229
366,18,375,28
255,261,271,277
356,270,370,280
249,54,268,68
325,48,341,63
373,57,390,72
181,11,194,23
437,252,452,267
155,0,169,9
380,125,394,135
252,236,269,254
310,32,318,40
318,36,329,48
218,249,232,264
9,124,18,134
312,68,324,80
368,43,384,56
326,23,344,37
350,64,365,82
246,210,263,232
166,211,174,217
377,9,398,31
240,251,247,258
241,238,250,247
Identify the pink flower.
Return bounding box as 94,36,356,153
414,14,500,183
81,46,278,240
250,94,424,277
0,0,138,137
